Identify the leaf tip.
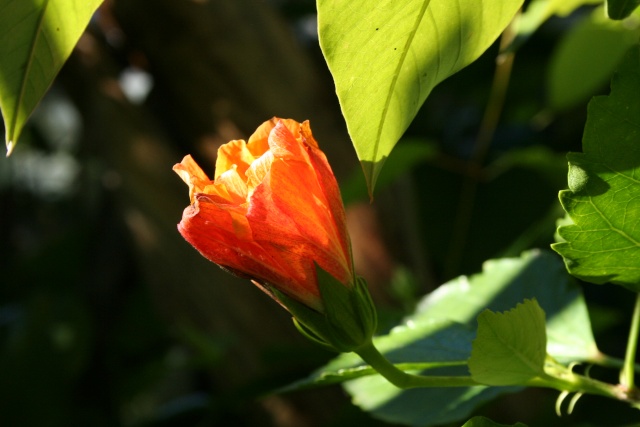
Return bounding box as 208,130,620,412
6,140,14,157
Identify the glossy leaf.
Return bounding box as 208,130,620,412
469,299,547,385
607,0,640,19
547,8,640,111
552,46,640,290
318,0,523,195
0,0,103,154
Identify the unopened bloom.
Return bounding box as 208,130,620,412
175,118,376,351
174,118,354,311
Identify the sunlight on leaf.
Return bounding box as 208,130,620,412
318,0,523,195
469,299,547,385
281,251,597,426
412,250,599,363
552,45,640,290
0,0,103,154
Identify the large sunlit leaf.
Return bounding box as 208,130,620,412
547,7,640,110
281,251,596,426
0,0,103,154
317,0,523,195
469,300,547,385
552,45,640,290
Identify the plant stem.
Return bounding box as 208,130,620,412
355,340,478,389
444,17,518,278
620,293,640,391
591,352,640,373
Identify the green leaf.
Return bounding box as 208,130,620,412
462,416,528,427
411,250,599,362
318,0,523,195
514,0,602,50
0,0,103,154
606,0,640,19
547,8,640,111
552,45,640,290
469,299,547,385
281,251,596,426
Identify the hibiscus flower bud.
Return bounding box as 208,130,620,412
174,118,377,352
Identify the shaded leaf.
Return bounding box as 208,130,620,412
547,7,640,110
607,0,640,19
552,45,640,290
469,299,547,385
513,0,602,50
411,250,599,362
0,0,103,154
318,0,523,194
462,416,528,427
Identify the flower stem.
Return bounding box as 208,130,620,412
620,293,640,391
354,340,478,389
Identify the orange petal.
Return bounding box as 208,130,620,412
173,155,212,203
216,164,248,203
246,150,274,193
215,139,256,180
178,197,322,310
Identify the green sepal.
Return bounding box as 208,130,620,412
271,264,377,353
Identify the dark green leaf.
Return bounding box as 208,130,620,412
552,45,640,290
462,416,528,427
547,8,640,111
606,0,640,19
514,0,602,50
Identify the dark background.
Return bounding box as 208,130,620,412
0,1,636,426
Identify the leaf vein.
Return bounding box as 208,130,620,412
372,0,432,183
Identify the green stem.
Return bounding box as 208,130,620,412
621,293,640,391
537,358,629,401
355,340,479,389
444,18,518,278
591,352,640,373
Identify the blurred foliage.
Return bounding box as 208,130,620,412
1,0,640,426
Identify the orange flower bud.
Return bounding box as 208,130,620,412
174,118,354,313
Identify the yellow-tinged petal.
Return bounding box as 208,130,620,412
215,139,256,180
246,150,274,193
216,165,248,203
173,155,212,203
